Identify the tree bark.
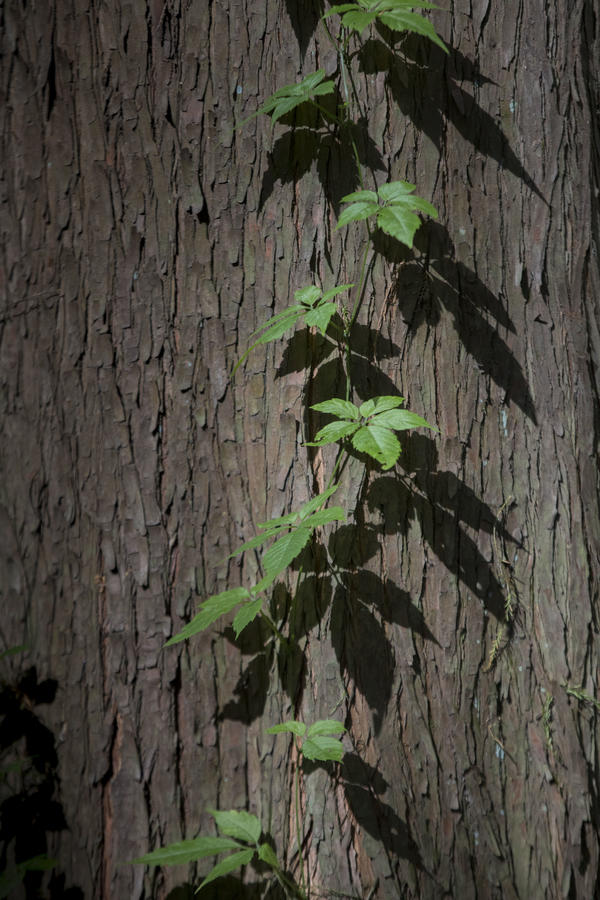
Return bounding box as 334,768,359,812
1,0,598,898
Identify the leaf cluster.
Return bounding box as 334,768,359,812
324,0,447,52
337,181,438,248
267,718,346,762
131,809,281,893
233,284,352,375
239,69,335,126
166,488,345,645
307,395,437,469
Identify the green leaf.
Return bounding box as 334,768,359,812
359,396,404,418
379,9,448,52
304,302,337,335
232,597,263,638
242,70,335,127
301,506,346,529
306,719,346,738
377,205,423,248
227,529,280,560
311,398,360,420
302,735,345,762
197,849,255,891
132,837,241,867
306,420,360,446
351,425,402,469
339,10,377,32
209,809,262,844
262,527,312,577
0,645,27,659
369,409,437,432
258,842,280,869
166,588,251,645
295,285,322,306
336,199,379,230
297,484,339,519
267,720,307,737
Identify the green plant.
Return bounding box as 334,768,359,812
135,1,448,894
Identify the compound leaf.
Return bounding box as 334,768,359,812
359,396,404,418
262,527,312,578
369,408,437,431
352,424,402,469
258,843,280,869
304,302,337,335
306,420,360,446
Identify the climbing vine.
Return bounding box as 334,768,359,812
133,1,447,895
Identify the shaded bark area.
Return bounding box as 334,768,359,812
0,1,598,899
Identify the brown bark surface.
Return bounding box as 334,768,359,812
1,0,598,898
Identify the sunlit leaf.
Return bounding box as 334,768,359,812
301,507,346,529
311,399,360,420
359,396,404,418
351,424,402,469
369,409,437,431
267,720,307,737
306,719,346,738
262,527,312,578
209,809,262,844
132,837,241,867
302,735,345,762
166,589,251,645
232,597,264,638
296,285,323,306
306,420,361,446
304,302,337,335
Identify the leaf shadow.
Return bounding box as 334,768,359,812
357,37,546,203
341,752,423,869
259,119,385,218
382,220,537,422
284,0,322,59
367,432,520,621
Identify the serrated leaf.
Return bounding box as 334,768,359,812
336,200,379,230
210,810,262,844
166,589,250,645
306,420,361,446
322,3,360,18
377,205,424,249
306,719,346,738
267,720,307,737
369,409,437,431
233,597,263,638
302,507,346,529
227,529,280,560
295,285,323,306
197,849,255,891
301,735,345,762
262,527,312,578
257,511,297,530
298,484,339,519
359,396,404,418
304,302,337,335
254,310,304,345
379,9,448,52
132,837,241,867
351,425,401,469
311,398,360,420
258,843,280,868
341,10,378,31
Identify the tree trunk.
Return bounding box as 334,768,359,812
1,0,598,898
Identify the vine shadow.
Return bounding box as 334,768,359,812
259,113,385,217
0,666,84,899
357,37,545,202
375,220,537,422
341,753,423,869
284,0,322,59
366,432,520,623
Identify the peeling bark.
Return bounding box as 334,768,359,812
1,0,598,898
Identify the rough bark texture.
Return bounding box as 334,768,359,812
1,0,599,898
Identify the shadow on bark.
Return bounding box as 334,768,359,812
375,221,538,422
259,120,385,218
341,753,424,870
0,666,84,898
284,0,322,59
357,37,546,203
